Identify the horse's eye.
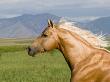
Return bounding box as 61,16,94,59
43,34,48,37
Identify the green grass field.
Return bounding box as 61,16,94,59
0,39,70,82
0,38,110,82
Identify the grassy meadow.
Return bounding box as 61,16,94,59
0,38,70,82
0,38,110,82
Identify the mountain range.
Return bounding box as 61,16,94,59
77,16,110,35
0,13,60,38
0,13,110,38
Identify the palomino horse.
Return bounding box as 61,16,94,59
27,19,110,82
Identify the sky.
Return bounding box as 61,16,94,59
0,0,110,18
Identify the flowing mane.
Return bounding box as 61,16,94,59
58,18,108,48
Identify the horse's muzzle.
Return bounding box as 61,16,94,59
27,46,36,57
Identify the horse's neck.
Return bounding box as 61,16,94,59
57,28,95,70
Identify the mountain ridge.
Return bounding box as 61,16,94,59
0,14,110,38
0,13,61,38
75,16,110,35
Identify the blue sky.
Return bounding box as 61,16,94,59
0,0,110,18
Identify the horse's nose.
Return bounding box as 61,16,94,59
27,46,35,57
27,46,31,54
27,46,31,52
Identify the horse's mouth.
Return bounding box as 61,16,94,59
27,50,36,57
27,48,46,57
28,50,46,57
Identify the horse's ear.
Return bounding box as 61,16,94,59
48,19,53,28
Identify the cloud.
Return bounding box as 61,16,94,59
0,0,19,4
0,0,110,18
1,0,110,8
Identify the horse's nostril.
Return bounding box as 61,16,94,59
27,46,31,52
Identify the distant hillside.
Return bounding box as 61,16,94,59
79,16,110,35
0,14,110,38
0,13,60,38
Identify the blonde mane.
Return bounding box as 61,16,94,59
58,18,108,48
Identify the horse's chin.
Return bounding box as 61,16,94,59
28,54,35,57
31,54,36,57
28,52,45,57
